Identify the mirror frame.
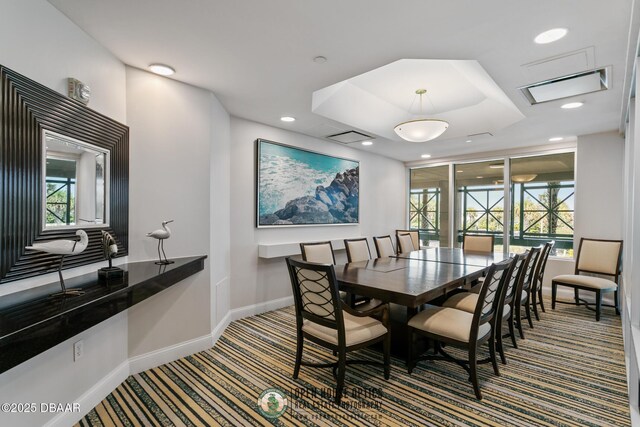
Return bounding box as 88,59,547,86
0,65,129,284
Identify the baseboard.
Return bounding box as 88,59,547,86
129,334,214,375
229,295,293,321
212,311,231,345
44,360,130,427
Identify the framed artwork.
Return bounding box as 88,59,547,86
256,139,359,227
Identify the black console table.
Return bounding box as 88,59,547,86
0,256,207,374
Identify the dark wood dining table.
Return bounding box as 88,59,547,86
333,247,512,356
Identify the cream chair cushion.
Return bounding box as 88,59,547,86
396,230,420,250
376,237,395,258
553,274,618,290
345,240,370,262
443,292,478,313
408,305,491,342
302,244,334,264
577,241,621,275
463,235,493,253
398,234,415,254
302,312,387,346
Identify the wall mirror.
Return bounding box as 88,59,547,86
43,130,110,230
0,65,129,284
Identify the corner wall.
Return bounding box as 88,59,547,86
229,117,406,310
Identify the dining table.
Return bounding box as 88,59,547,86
333,247,512,356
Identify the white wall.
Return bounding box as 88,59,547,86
0,1,128,426
229,117,406,310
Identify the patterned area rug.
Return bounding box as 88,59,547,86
77,300,630,426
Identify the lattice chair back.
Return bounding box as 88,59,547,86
522,246,541,289
501,253,524,305
474,260,512,328
286,258,344,334
536,241,555,284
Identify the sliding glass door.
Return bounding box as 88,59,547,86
409,165,449,247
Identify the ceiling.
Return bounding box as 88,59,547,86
48,0,634,162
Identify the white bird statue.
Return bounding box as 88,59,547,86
147,220,174,265
26,229,89,297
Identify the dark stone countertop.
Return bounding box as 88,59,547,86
0,255,207,374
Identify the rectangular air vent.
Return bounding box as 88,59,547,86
519,67,610,105
326,130,373,144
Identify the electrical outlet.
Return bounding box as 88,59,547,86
73,340,84,362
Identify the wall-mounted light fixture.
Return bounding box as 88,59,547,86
67,78,91,105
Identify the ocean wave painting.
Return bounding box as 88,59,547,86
257,139,359,226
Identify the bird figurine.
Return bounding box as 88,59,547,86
147,220,174,265
26,229,89,297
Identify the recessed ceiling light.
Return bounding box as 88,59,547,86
280,116,296,122
361,141,373,146
534,28,568,44
421,154,431,159
561,102,583,109
476,176,484,179
466,139,472,143
313,56,327,64
148,64,175,76
549,137,564,142
457,170,463,173
489,163,504,169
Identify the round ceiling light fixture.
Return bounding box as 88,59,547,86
512,174,538,183
313,56,327,64
394,89,449,143
534,28,568,44
148,64,175,76
561,102,583,109
280,116,296,122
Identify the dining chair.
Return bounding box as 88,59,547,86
514,246,541,338
530,241,554,320
285,257,390,404
463,234,495,253
373,235,396,258
396,229,420,250
552,238,623,321
397,233,415,254
443,254,527,364
344,238,371,263
300,241,336,264
407,260,512,399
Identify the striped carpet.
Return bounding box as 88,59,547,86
77,300,630,426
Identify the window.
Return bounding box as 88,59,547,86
409,151,574,257
409,165,449,247
455,160,504,252
510,153,574,257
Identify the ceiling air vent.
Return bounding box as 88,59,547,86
325,130,373,144
519,67,610,105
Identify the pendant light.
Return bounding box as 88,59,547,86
394,89,449,142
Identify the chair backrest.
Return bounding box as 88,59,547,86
397,233,416,254
396,229,420,250
534,240,554,286
502,251,531,307
300,241,336,265
519,246,541,295
471,259,512,338
373,235,395,258
463,234,494,253
344,238,371,263
286,258,345,338
575,238,623,280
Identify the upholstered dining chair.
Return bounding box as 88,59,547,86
300,241,336,265
397,233,415,254
514,246,541,338
286,258,390,404
552,238,623,321
344,238,371,263
373,235,396,258
407,260,512,399
396,229,420,251
443,254,528,364
530,241,554,320
463,234,495,253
